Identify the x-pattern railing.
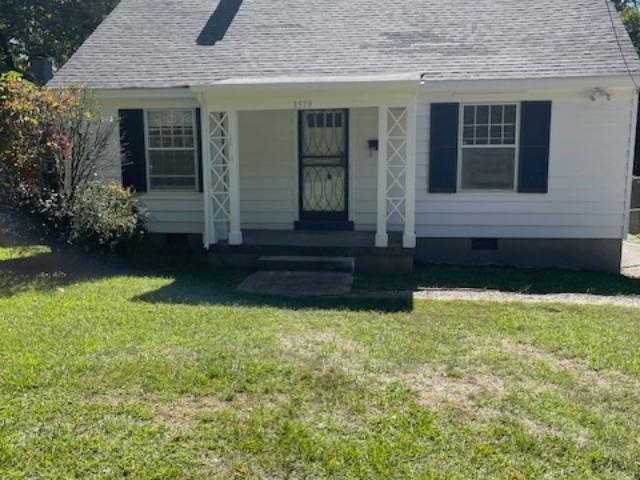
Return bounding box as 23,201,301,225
209,112,231,223
386,107,407,223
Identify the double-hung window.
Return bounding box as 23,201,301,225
146,110,198,191
460,104,518,191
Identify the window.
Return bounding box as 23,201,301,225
460,104,518,191
146,110,198,191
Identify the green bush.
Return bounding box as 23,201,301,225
1,72,148,252
66,183,147,252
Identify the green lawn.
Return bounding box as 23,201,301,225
2,244,640,479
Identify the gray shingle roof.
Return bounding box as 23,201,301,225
50,0,640,89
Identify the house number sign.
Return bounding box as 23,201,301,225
293,100,312,109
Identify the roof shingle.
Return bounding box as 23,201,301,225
50,0,640,89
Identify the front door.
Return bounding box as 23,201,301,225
299,109,349,222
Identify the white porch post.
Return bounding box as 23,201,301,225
227,110,243,245
376,106,389,248
199,97,216,247
403,96,418,248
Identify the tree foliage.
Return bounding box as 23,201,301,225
0,0,119,72
0,73,147,250
613,0,640,54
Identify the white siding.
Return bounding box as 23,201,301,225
139,193,204,234
415,90,635,239
350,108,378,230
239,110,296,229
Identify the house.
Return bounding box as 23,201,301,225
49,0,640,274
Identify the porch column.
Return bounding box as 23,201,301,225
227,110,243,245
376,106,389,248
403,97,417,248
199,97,217,247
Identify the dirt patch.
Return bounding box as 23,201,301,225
381,366,505,410
84,390,285,432
279,330,370,381
281,330,363,355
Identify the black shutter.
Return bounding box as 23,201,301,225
429,103,459,193
518,101,552,193
195,108,203,193
119,109,147,193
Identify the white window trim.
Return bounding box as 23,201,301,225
144,108,199,193
457,102,520,193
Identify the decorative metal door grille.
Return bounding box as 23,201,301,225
299,110,348,220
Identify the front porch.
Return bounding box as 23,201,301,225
196,89,419,257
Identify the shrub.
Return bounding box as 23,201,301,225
67,183,147,252
0,72,147,251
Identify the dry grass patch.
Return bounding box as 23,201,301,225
84,390,287,432
382,366,505,410
499,340,640,396
280,330,367,374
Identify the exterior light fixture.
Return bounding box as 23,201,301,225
589,87,612,102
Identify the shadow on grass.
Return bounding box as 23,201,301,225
131,276,413,312
356,264,640,296
0,249,414,312
0,248,140,298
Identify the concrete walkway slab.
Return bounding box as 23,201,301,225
622,241,640,278
237,271,353,297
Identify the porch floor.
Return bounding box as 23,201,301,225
241,229,403,249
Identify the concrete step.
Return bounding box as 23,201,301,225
257,255,355,273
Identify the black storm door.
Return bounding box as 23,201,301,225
299,109,349,222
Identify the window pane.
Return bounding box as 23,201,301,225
150,176,196,190
149,134,162,148
149,112,162,128
476,106,489,124
503,125,516,144
490,125,502,144
475,125,488,144
504,105,516,123
463,126,474,145
149,150,196,191
463,106,475,125
490,105,503,124
461,148,516,190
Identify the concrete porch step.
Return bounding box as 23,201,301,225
257,255,355,273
